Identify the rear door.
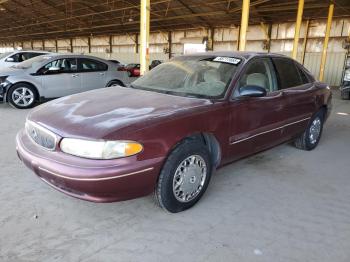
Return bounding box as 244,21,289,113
271,57,315,139
227,57,289,161
39,58,81,98
78,58,108,91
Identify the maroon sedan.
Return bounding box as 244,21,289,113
16,52,332,213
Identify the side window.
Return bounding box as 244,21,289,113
272,58,303,89
38,58,77,74
78,58,108,72
237,58,277,93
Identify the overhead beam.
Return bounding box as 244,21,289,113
319,3,334,81
292,0,304,60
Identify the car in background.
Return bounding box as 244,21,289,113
0,54,127,109
149,60,163,70
16,52,332,212
0,50,51,68
340,55,350,100
108,59,125,68
118,63,140,77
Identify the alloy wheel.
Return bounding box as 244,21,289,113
11,87,34,107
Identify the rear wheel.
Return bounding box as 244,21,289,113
8,83,37,109
294,109,325,150
106,80,125,87
155,139,212,213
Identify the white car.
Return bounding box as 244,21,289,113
0,54,128,108
0,50,51,68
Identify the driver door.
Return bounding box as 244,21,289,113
226,57,288,162
39,58,81,98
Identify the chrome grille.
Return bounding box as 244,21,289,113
25,121,57,150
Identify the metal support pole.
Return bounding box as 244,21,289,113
70,38,73,53
319,3,334,81
168,31,172,59
109,35,113,54
236,26,240,51
135,33,139,54
301,20,310,65
42,40,45,51
239,0,250,51
88,36,91,53
140,0,150,75
292,0,304,59
55,39,58,53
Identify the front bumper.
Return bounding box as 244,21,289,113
16,130,163,202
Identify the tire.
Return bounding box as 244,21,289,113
8,83,37,109
106,80,125,87
155,138,212,213
294,109,325,151
341,89,350,100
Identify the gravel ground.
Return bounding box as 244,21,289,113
0,89,349,262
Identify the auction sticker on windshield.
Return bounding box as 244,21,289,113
213,57,241,65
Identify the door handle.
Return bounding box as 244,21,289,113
71,74,79,77
99,72,105,76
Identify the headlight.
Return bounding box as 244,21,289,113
60,138,143,159
344,69,350,81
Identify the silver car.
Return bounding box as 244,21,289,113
0,54,128,109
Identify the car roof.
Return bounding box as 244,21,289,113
15,50,51,53
43,53,109,61
182,51,288,60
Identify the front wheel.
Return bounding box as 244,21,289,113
155,139,212,213
8,83,37,109
294,109,325,150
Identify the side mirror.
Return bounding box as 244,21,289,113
5,57,14,62
239,85,267,97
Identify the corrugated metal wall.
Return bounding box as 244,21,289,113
1,18,349,86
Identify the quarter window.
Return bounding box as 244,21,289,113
272,58,304,89
78,58,108,72
297,66,310,84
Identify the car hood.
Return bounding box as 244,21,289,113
28,87,212,139
0,66,26,77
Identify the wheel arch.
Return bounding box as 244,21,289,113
166,132,222,169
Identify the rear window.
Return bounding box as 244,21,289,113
78,58,108,72
272,58,303,89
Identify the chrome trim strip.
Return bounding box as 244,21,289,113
230,117,311,145
38,167,154,181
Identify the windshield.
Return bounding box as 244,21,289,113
12,55,52,69
0,52,11,59
132,56,240,99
